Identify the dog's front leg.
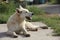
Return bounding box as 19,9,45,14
7,31,18,38
22,25,30,37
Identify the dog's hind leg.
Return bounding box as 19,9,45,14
21,25,30,37
25,22,38,31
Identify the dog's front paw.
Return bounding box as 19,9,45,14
24,34,30,37
12,35,18,38
6,34,18,38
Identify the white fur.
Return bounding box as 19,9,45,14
7,6,38,37
25,22,38,30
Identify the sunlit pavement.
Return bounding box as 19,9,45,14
0,22,60,40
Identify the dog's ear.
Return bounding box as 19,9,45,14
16,8,22,13
19,5,23,9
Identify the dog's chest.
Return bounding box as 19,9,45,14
13,21,25,30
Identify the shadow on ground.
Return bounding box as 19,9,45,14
0,32,9,38
0,32,29,38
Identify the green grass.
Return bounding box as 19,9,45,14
49,0,57,4
0,2,16,23
32,14,60,36
27,6,45,15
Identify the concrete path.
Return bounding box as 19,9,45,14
39,4,60,14
30,4,60,14
0,22,60,40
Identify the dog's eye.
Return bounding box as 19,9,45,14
26,11,27,13
19,11,22,13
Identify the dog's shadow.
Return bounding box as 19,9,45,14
0,32,9,38
0,32,28,38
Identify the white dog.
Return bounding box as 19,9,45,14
7,6,38,38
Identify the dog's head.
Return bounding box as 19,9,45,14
16,6,34,20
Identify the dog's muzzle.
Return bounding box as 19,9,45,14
26,16,32,20
26,13,34,20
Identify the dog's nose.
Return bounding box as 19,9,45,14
32,13,34,15
32,12,34,15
